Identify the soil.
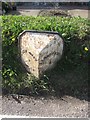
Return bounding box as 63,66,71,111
1,95,89,117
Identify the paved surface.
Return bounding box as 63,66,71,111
18,5,89,19
5,5,89,18
16,9,41,16
1,95,89,118
18,9,89,18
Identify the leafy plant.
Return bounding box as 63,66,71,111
1,15,90,95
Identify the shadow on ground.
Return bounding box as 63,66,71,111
44,60,88,101
14,59,88,102
6,10,21,15
2,50,88,101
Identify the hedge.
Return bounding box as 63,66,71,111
1,15,90,95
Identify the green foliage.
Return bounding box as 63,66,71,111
1,15,90,95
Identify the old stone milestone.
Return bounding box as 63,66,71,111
18,31,64,78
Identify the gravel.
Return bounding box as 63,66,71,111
1,95,89,118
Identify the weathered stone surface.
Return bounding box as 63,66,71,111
18,31,64,78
